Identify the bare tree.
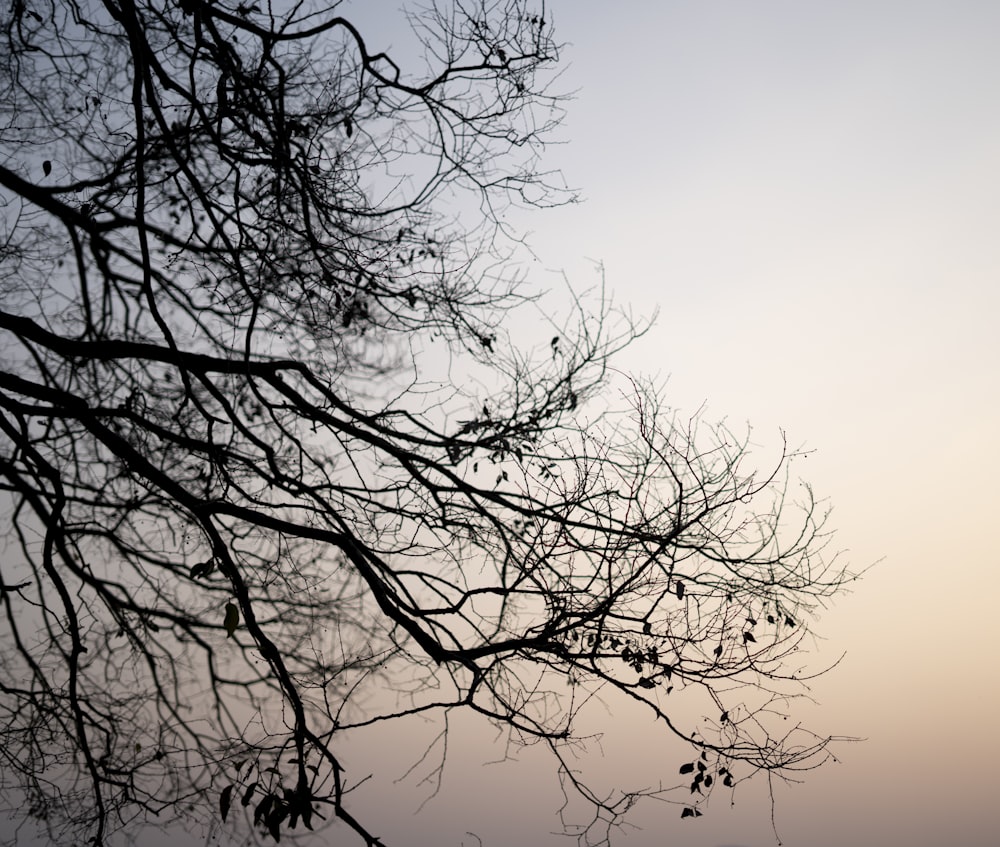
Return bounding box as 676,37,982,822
0,1,856,845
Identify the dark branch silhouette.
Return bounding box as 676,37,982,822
0,1,856,845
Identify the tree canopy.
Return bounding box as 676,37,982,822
0,1,856,845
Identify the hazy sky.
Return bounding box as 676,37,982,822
245,2,1000,845
500,2,1000,845
343,1,1000,845
8,3,998,847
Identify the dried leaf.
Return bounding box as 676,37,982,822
220,784,234,822
224,602,239,638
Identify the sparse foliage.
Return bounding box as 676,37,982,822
0,1,854,845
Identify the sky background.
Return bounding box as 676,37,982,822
342,1,1000,845
6,2,998,846
495,2,1000,845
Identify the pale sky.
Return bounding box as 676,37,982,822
251,2,1000,845
12,3,996,847
498,2,1000,845
339,2,1000,845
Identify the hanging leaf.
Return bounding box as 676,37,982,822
680,806,702,819
242,782,258,807
785,615,796,627
679,762,695,775
720,711,729,723
637,676,656,689
42,160,52,177
713,644,723,658
743,631,756,644
267,801,289,841
675,581,685,600
224,603,239,638
220,784,234,822
254,793,274,826
190,559,214,579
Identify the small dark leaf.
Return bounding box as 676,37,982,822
697,760,706,772
267,801,289,842
743,631,756,644
704,774,713,787
675,581,685,600
767,614,776,624
254,793,273,825
723,773,734,787
679,762,695,775
681,807,694,819
300,793,314,830
637,677,656,689
224,603,239,638
785,615,796,627
220,784,234,822
720,711,729,723
42,160,52,177
642,621,652,635
190,559,214,579
242,782,258,807
713,644,723,658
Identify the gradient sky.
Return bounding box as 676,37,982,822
492,2,1000,845
8,3,999,847
222,2,1000,845
339,2,1000,845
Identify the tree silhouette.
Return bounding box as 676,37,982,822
0,1,855,845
